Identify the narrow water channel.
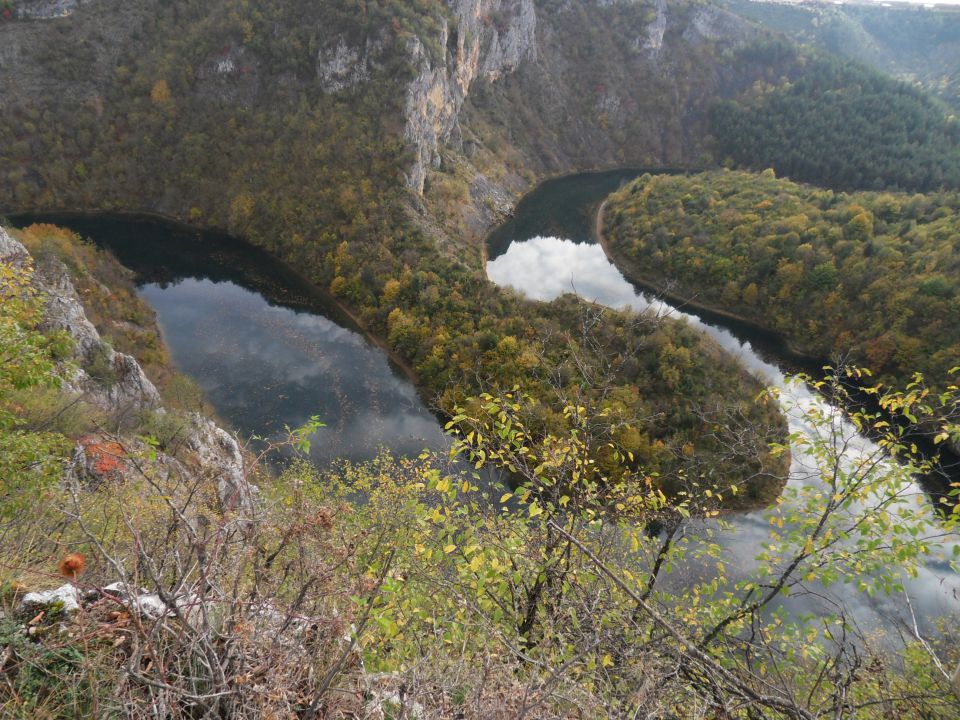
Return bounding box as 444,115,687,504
13,174,958,637
486,170,960,635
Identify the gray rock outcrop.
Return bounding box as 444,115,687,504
14,0,81,20
318,37,377,92
185,413,259,515
404,0,537,194
1,226,161,411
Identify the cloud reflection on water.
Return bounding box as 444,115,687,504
141,278,447,466
488,234,960,637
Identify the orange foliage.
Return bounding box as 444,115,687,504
59,553,86,579
81,436,126,476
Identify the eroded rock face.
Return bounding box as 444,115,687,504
683,2,749,43
30,250,163,411
14,0,81,20
0,229,160,411
0,226,30,265
642,0,668,57
185,413,258,516
404,0,537,194
2,226,258,516
318,37,376,92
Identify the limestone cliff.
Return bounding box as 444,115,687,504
403,0,537,193
400,0,759,197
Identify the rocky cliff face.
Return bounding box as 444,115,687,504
13,0,82,20
408,0,768,243
32,251,163,412
0,226,158,415
477,0,756,167
404,0,537,194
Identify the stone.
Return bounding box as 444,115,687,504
317,38,375,92
15,0,79,21
21,584,82,614
185,414,258,515
0,227,30,265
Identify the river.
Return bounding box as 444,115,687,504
487,169,959,636
10,213,450,467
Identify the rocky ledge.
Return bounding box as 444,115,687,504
0,225,258,516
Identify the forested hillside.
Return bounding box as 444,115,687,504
603,169,960,392
722,0,960,109
710,52,960,192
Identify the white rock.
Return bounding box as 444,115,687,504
0,227,30,265
186,414,258,515
21,584,82,614
317,38,373,92
404,0,537,194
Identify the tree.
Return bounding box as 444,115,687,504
362,366,960,717
149,79,172,106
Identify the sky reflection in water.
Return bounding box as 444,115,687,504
487,186,959,637
141,278,446,466
10,213,449,468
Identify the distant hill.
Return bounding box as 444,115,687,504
710,49,960,192
722,0,960,109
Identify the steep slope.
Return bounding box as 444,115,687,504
709,52,960,192
0,0,785,252
0,223,257,516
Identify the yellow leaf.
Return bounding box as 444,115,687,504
444,544,456,554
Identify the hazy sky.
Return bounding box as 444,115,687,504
824,0,960,5
784,0,960,5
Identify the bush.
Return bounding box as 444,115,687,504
81,342,118,387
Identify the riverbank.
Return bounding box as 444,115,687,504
594,199,960,495
594,200,823,370
6,209,424,390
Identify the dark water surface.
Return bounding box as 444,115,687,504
11,213,449,466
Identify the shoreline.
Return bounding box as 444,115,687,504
4,206,424,389
593,199,822,367
594,199,960,492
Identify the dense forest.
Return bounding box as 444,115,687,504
603,169,960,394
710,53,960,192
